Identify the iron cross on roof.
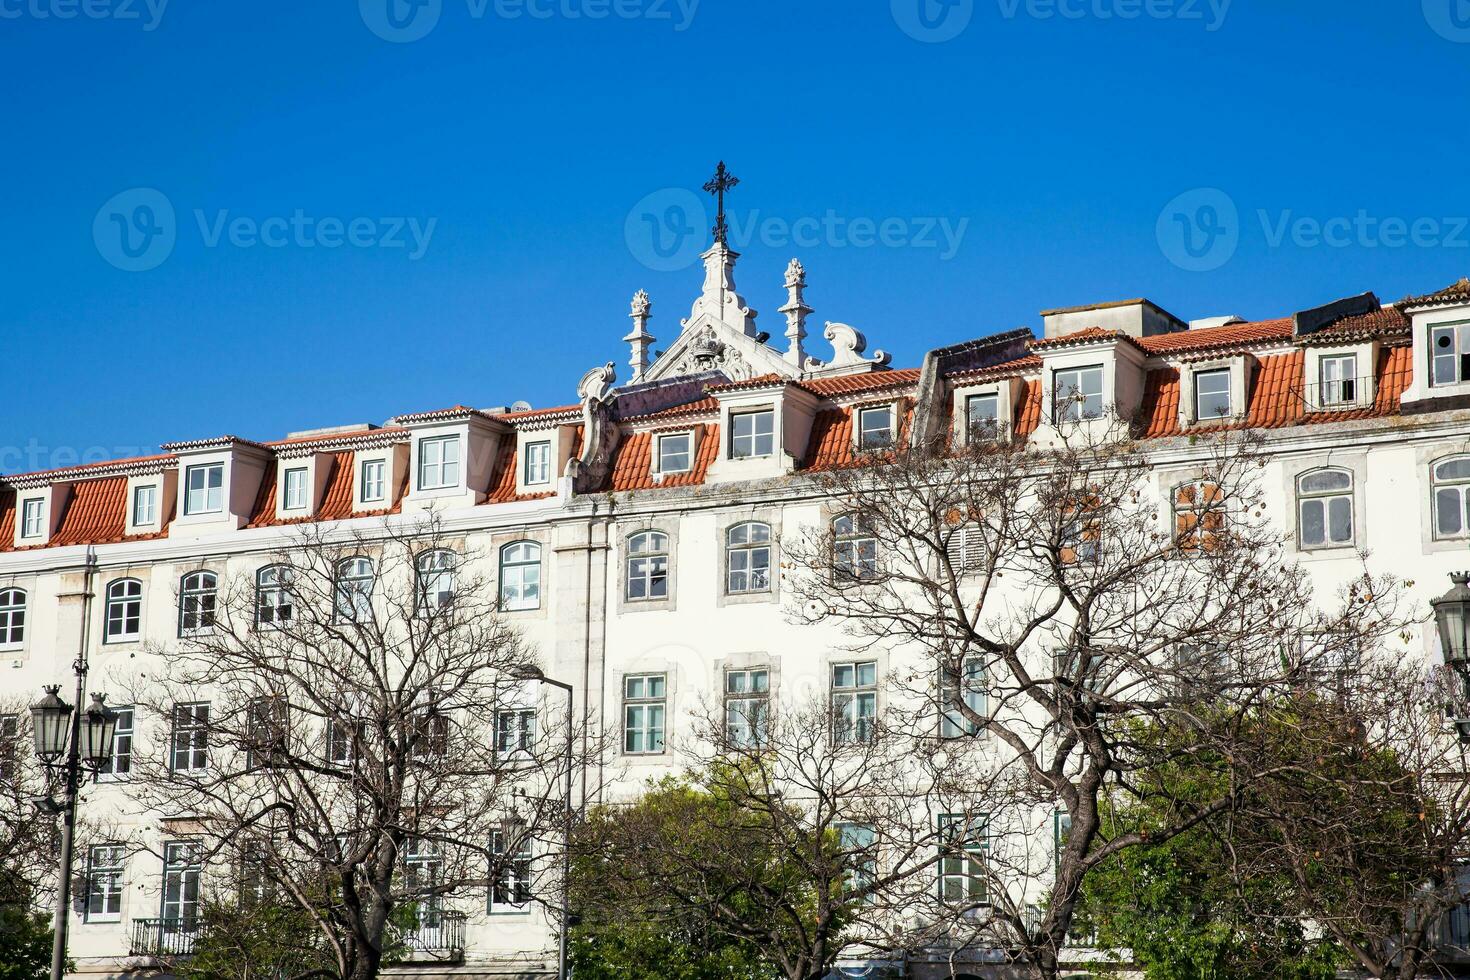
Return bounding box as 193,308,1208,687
702,161,740,245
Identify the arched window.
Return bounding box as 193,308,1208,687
178,571,218,636
104,579,143,642
417,550,458,613
726,522,772,594
833,515,877,581
334,558,375,622
499,542,541,612
1433,456,1470,540
0,589,26,648
626,532,669,601
255,566,294,628
1297,468,1354,549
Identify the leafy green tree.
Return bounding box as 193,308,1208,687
0,898,53,980
176,897,338,980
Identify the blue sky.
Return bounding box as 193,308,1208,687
3,1,1469,473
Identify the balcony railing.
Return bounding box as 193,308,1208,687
1299,376,1376,412
130,918,199,958
403,910,467,961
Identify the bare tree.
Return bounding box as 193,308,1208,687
121,517,584,980
0,704,57,914
783,422,1410,979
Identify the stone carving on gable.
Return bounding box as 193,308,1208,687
823,322,891,370
569,361,622,491
653,325,763,382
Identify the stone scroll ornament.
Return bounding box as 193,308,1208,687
823,322,892,369
568,362,621,490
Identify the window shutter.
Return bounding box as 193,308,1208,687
946,524,984,572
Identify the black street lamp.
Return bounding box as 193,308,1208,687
1432,572,1470,741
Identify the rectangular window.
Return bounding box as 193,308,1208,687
170,703,209,773
1174,481,1228,553
1431,323,1470,387
403,840,443,931
657,433,691,474
87,845,126,921
162,841,203,927
184,463,225,516
0,714,15,779
524,441,551,486
724,669,770,748
246,698,288,770
97,706,133,779
282,467,309,511
831,661,878,744
729,410,775,459
623,674,667,755
20,499,43,539
132,484,157,526
938,814,988,905
1052,365,1104,423
1193,368,1232,421
360,459,386,503
495,708,537,756
940,658,987,737
837,823,876,897
966,393,1000,442
327,718,363,766
857,406,894,450
1318,353,1358,407
417,436,461,490
1053,809,1072,874
490,830,532,910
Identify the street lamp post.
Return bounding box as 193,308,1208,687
29,550,116,980
510,665,575,980
1433,572,1470,741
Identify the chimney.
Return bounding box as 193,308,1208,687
1040,298,1187,340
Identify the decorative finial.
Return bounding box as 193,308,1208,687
779,258,813,370
702,161,740,246
784,258,806,289
630,289,651,317
624,291,656,382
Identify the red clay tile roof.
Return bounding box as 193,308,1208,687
0,478,171,551
496,403,583,422
801,410,852,470
1030,327,1128,350
484,441,556,505
0,491,13,546
1300,305,1410,344
246,452,404,528
604,424,721,492
797,368,923,398
706,374,786,393
949,354,1043,383
624,397,722,423
1400,278,1470,309
1014,381,1044,438
1135,318,1294,355
4,453,176,485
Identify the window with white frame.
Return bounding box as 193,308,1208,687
724,668,769,748
837,822,877,897
178,571,218,636
334,557,375,622
831,661,877,744
940,658,987,737
938,813,989,905
726,522,772,594
412,703,450,759
657,432,691,474
20,498,43,539
858,405,895,450
170,703,209,773
1193,368,1232,421
623,674,666,754
495,707,536,756
729,409,775,459
86,844,126,922
283,467,309,511
1297,469,1354,549
625,531,669,601
132,484,157,526
246,697,289,770
104,579,142,642
416,549,457,613
326,718,363,766
833,514,878,582
403,839,443,930
524,441,551,486
1318,353,1359,406
966,392,1000,442
1053,809,1072,874
1431,322,1470,388
490,830,532,910
498,542,541,611
0,589,25,648
416,435,461,490
360,459,386,503
183,463,224,516
255,565,294,627
162,842,202,927
1433,456,1470,540
97,706,133,778
1052,365,1103,423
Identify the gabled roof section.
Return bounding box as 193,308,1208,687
603,423,721,492
1399,277,1470,310
797,368,922,398
1136,318,1294,355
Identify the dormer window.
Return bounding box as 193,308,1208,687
1053,365,1103,423
730,410,775,459
523,441,551,486
184,463,224,516
417,435,460,490
1431,322,1470,387
657,433,691,474
857,406,895,450
966,393,1000,442
283,467,309,511
1318,353,1359,406
20,499,43,539
360,459,386,504
1194,368,1232,421
132,485,157,526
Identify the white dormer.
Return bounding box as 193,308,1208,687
163,437,274,537
649,427,701,482
1302,342,1378,413
124,469,176,536
950,376,1027,446
392,408,508,511
513,422,578,497
1177,354,1255,428
1034,332,1146,445
703,380,820,483
1399,281,1470,408
850,399,904,453
353,442,408,513
273,451,335,521
12,484,68,548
